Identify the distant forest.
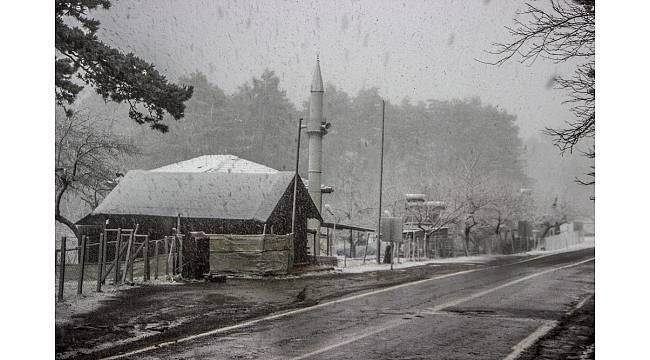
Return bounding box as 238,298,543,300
59,69,594,231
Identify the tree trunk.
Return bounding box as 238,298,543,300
55,182,81,242
424,234,429,258
463,227,470,257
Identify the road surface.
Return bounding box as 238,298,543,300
112,248,595,360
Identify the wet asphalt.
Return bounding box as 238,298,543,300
129,248,595,360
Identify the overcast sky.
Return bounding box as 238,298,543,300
92,0,577,138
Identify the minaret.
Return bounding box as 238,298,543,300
308,57,325,256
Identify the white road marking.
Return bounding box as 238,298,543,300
288,318,408,360
102,269,484,359
102,253,593,360
287,257,594,360
423,311,545,323
426,257,595,313
502,321,559,360
570,292,594,315
501,290,595,360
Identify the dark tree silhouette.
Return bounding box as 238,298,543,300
55,0,193,132
483,0,595,187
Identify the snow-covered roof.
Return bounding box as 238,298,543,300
92,170,307,222
151,155,278,174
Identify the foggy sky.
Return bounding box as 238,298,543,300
92,0,577,138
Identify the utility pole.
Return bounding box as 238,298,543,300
376,100,386,264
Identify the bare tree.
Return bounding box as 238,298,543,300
453,150,495,256
479,185,519,252
55,110,138,240
535,196,573,241
484,0,595,186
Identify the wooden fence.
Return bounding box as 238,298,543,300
56,226,184,302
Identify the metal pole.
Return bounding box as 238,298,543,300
58,236,67,302
291,117,302,235
333,221,337,263
376,100,386,264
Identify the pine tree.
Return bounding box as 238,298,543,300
55,0,193,132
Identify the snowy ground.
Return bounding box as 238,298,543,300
55,281,121,326
527,237,595,256
336,255,497,274
335,238,595,274
55,278,183,326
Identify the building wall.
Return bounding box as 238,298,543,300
266,178,315,264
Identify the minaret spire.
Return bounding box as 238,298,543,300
311,56,324,93
307,56,326,257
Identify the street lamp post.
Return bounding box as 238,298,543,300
376,100,386,264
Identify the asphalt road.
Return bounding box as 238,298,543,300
116,248,595,360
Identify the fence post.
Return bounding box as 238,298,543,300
164,237,169,277
77,235,87,295
96,233,105,292
130,225,139,283
154,240,159,280
171,236,177,276
58,236,67,302
128,238,134,283
122,230,134,284
114,228,122,284
178,234,184,277
144,235,150,281
101,231,108,283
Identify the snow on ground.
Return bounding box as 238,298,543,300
55,281,121,326
336,255,495,274
55,278,183,326
526,237,595,256
56,315,192,360
336,239,595,274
